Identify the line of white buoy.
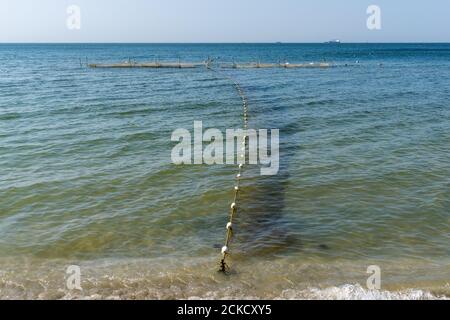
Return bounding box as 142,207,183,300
219,77,249,273
205,64,249,273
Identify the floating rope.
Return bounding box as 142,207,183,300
214,77,248,273
206,61,249,273
220,79,248,273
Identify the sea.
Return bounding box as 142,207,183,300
0,43,449,299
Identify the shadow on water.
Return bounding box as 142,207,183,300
232,122,304,258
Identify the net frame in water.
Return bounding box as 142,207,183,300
88,60,333,69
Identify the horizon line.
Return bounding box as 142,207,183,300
1,41,450,45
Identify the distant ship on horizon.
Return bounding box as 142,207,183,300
324,39,341,44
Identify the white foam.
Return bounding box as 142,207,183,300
280,284,447,300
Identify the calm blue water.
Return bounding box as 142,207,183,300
0,44,449,299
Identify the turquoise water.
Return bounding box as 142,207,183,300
0,44,449,299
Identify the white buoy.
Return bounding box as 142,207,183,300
221,246,228,255
239,164,244,169
236,173,241,179
226,222,232,230
231,202,236,209
234,186,239,191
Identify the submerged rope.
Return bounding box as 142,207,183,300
220,81,248,273
206,60,249,273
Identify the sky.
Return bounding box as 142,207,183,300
1,0,449,43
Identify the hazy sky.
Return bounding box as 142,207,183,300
1,0,449,42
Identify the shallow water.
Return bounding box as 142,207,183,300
0,43,449,299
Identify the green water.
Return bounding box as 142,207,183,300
0,44,449,299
